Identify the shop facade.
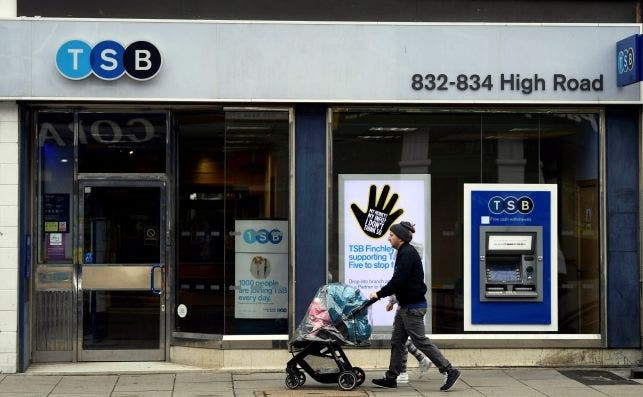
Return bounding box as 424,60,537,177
0,14,641,372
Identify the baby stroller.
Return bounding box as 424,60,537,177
286,283,376,391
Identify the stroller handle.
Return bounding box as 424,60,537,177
344,297,378,320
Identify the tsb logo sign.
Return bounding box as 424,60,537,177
488,196,534,214
243,229,284,245
56,40,162,81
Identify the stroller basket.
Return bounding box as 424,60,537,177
285,283,376,391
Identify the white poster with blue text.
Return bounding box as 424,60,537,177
235,220,289,319
339,174,431,328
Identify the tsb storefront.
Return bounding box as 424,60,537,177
0,18,640,371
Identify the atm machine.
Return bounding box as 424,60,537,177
479,226,543,302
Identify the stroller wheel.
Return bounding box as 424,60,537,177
352,366,365,386
297,372,306,386
285,373,300,389
338,371,357,391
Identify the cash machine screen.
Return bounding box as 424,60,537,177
487,234,533,252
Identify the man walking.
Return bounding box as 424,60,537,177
370,221,461,392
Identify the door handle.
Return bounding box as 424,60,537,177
150,264,162,295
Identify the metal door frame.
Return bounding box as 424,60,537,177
77,177,167,361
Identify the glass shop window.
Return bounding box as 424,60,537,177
331,110,599,334
175,110,290,335
37,112,74,263
77,112,167,173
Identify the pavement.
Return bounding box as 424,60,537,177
1,366,643,396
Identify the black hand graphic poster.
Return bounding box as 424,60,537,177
338,174,431,327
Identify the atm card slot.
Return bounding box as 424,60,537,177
485,285,507,296
485,255,521,262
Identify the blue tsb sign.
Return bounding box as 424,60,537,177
616,34,640,87
488,196,534,215
56,40,162,81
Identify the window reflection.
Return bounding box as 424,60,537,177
78,112,166,173
331,110,599,334
175,110,290,335
38,112,74,263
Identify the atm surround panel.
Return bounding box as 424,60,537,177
479,226,543,302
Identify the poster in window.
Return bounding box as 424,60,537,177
338,174,431,328
234,220,288,319
43,193,70,233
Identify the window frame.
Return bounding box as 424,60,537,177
327,106,607,347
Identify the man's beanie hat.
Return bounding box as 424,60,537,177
390,221,415,242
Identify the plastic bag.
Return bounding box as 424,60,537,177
289,283,372,348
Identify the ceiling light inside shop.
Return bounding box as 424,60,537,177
226,125,272,131
60,158,68,163
357,135,397,140
369,127,417,132
507,127,538,132
129,150,134,155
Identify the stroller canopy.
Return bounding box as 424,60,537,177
290,283,372,347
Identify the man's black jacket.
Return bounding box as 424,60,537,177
376,242,427,306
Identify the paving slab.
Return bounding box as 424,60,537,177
175,372,232,383
505,368,568,381
610,369,643,384
50,394,111,397
0,375,61,393
460,370,523,387
173,391,234,397
412,384,471,395
0,393,48,397
111,392,173,397
232,392,259,397
232,379,290,391
424,389,485,397
51,375,118,394
367,388,419,396
233,373,284,381
521,378,586,389
114,374,175,392
474,386,547,396
173,381,233,393
590,385,643,397
261,390,366,396
530,387,606,397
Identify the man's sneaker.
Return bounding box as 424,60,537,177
397,372,409,383
440,368,461,391
372,377,397,388
419,357,432,376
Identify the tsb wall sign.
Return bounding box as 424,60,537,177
56,40,162,81
488,196,534,215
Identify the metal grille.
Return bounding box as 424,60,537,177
35,291,74,351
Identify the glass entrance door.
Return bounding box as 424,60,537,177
78,180,165,361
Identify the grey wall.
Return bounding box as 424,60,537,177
606,107,641,348
17,0,639,22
